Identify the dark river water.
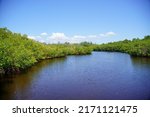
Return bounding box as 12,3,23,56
0,52,150,100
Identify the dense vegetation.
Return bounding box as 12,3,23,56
0,28,150,74
0,28,92,74
94,36,150,57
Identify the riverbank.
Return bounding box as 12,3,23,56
94,35,150,57
0,28,92,74
0,28,150,75
1,52,150,99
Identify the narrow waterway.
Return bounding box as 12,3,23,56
0,52,150,100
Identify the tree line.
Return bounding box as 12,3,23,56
94,36,150,57
0,28,92,74
0,28,150,74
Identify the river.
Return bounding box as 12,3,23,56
0,52,150,100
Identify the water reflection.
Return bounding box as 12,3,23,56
0,57,66,99
0,52,150,100
131,56,150,67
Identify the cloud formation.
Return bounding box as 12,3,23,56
28,31,116,44
49,33,68,39
28,36,36,39
99,32,116,37
73,35,86,39
40,32,48,36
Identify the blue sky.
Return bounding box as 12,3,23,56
0,0,150,43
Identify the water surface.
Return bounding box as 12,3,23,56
0,52,150,100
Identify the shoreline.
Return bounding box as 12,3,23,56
1,50,150,75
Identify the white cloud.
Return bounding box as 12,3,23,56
28,31,116,44
41,32,48,36
73,35,86,39
87,35,97,38
100,32,116,37
36,36,41,38
28,36,36,40
49,33,68,39
105,31,116,36
99,33,105,37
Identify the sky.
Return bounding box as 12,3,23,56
0,0,150,43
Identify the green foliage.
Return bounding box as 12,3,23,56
1,27,149,74
94,36,150,57
0,28,92,74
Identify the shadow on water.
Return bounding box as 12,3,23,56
1,52,150,100
131,56,150,67
0,57,66,100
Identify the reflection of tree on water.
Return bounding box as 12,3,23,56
131,56,150,67
0,57,66,100
1,53,150,100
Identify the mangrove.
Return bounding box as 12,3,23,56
0,27,150,74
